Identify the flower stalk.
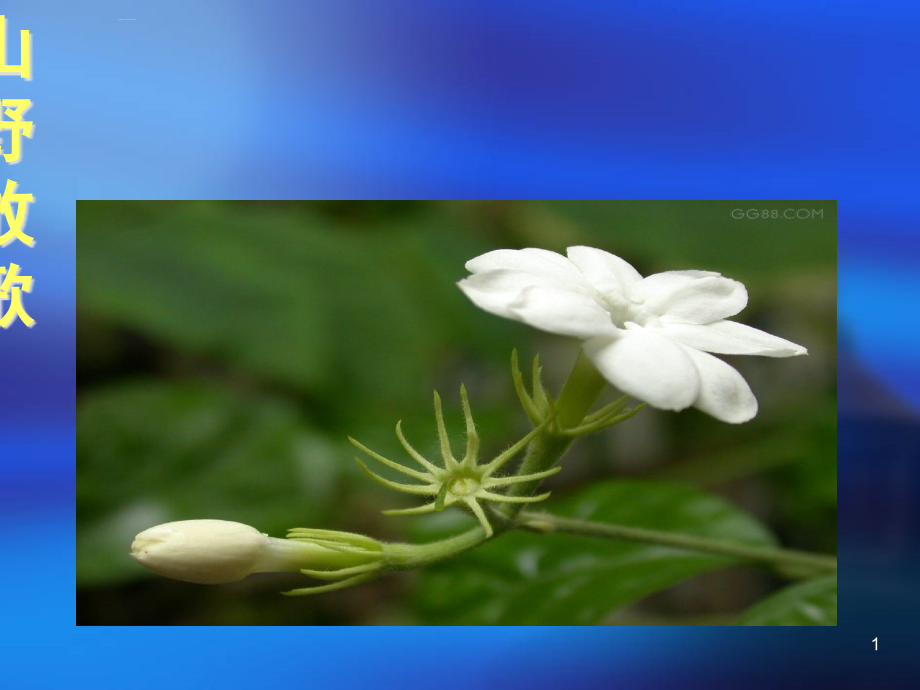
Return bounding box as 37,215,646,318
375,509,837,578
517,511,837,574
554,349,609,429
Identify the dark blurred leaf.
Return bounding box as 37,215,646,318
774,400,837,511
77,380,343,585
415,480,777,625
738,575,836,626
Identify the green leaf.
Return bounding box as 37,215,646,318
415,480,777,625
77,380,343,585
738,575,836,626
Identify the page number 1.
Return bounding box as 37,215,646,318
873,638,878,650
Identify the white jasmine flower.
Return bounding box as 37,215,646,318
458,246,807,423
131,519,381,585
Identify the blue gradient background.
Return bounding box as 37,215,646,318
1,0,915,686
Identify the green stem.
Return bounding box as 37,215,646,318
517,511,837,574
383,526,487,570
499,350,608,513
554,349,608,429
380,508,836,577
501,431,572,506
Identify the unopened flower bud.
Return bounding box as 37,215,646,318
131,519,377,585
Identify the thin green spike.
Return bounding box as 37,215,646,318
348,437,431,481
580,396,629,425
286,527,368,539
382,503,439,516
486,466,562,487
293,539,362,553
481,415,554,475
395,421,441,473
299,563,380,581
434,482,450,511
433,390,459,468
532,354,549,411
304,564,376,577
575,406,627,432
282,572,376,596
286,538,379,557
479,490,552,503
285,529,382,551
511,349,540,423
566,403,646,437
464,498,493,538
459,384,480,467
610,403,645,424
286,538,359,552
354,458,437,496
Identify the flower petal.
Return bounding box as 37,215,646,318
458,269,578,320
566,246,644,302
680,346,758,423
583,328,700,411
508,286,617,338
465,248,585,284
640,270,748,324
663,320,808,358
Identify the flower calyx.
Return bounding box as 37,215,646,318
511,349,644,437
511,348,556,427
282,528,386,596
349,385,558,538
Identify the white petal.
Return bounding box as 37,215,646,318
583,328,700,411
520,248,583,271
508,286,617,338
458,269,578,320
681,347,758,423
663,320,808,358
566,246,644,302
641,270,748,323
465,248,584,284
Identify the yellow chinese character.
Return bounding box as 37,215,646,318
0,16,31,81
0,262,33,327
0,179,33,247
0,99,33,164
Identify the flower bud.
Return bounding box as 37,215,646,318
131,519,377,585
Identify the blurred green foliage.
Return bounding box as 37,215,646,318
738,575,837,626
77,201,836,625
